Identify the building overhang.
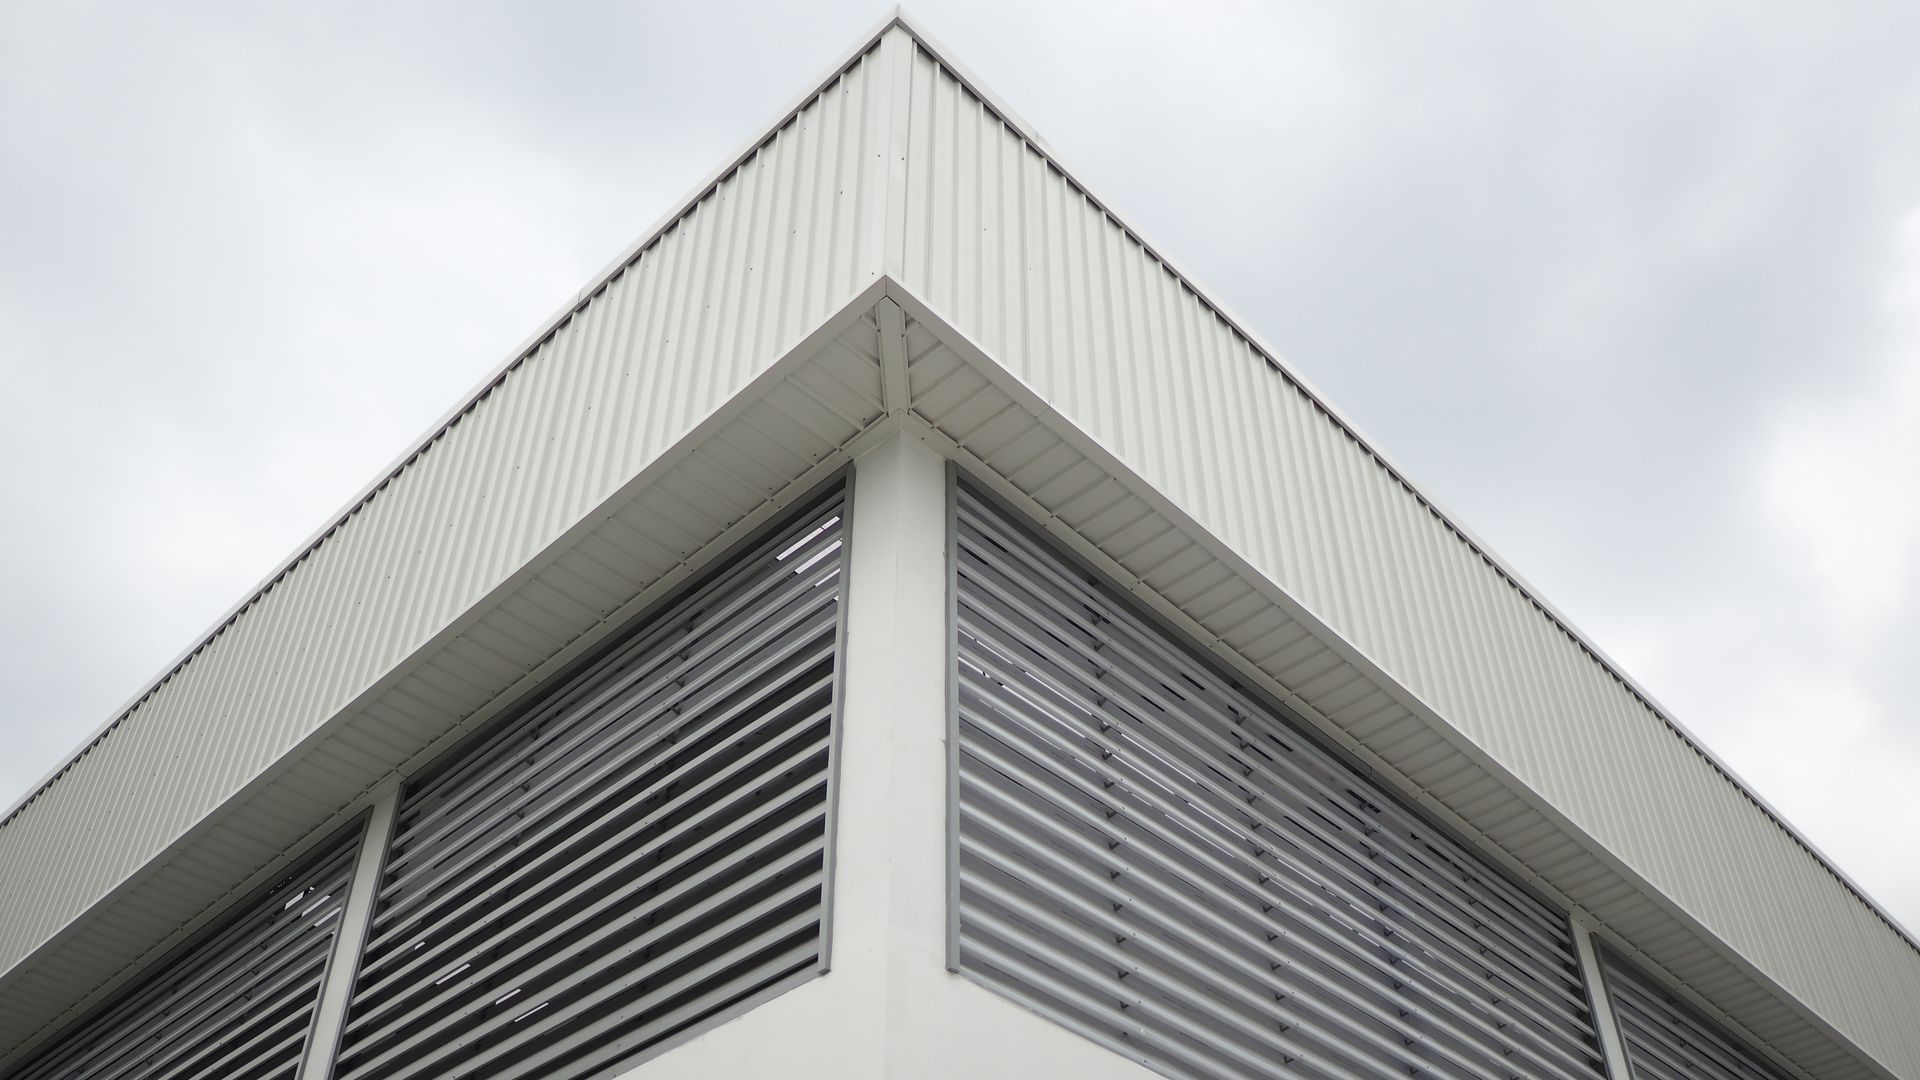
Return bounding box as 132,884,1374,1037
1,15,1914,1079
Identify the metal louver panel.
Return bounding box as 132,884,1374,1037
951,479,1605,1080
1603,951,1789,1080
8,829,358,1080
333,482,848,1080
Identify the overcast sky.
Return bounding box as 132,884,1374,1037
3,1,1918,942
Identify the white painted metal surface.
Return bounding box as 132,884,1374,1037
602,432,1172,1080
3,13,1915,1080
0,296,890,1064
332,488,846,1078
951,479,1606,1079
891,35,1919,1080
8,826,360,1079
1573,916,1636,1080
297,791,398,1080
0,29,906,1053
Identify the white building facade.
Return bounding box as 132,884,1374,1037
1,15,1915,1080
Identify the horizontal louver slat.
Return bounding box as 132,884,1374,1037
1603,951,1789,1080
951,479,1605,1080
9,831,357,1080
334,484,846,1080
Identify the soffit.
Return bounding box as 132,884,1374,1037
1,13,1912,1079
884,285,1897,1080
0,294,888,1067
1,280,1901,1080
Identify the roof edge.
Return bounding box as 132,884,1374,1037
0,11,912,831
883,7,1920,958
0,281,891,1057
887,278,1896,1080
8,0,1911,1007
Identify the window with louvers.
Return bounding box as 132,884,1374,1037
8,827,358,1080
1602,950,1789,1080
951,479,1606,1080
332,484,847,1080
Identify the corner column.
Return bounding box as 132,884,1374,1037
832,428,952,1072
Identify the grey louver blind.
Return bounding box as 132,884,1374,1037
10,829,357,1080
952,480,1605,1080
332,485,846,1080
1603,951,1788,1080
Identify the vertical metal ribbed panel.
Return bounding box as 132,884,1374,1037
897,324,1856,1077
332,484,846,1080
952,480,1603,1080
899,40,1918,1078
0,25,901,993
0,301,887,1065
1604,951,1790,1080
6,826,358,1080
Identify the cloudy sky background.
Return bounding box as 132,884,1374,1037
3,0,1918,940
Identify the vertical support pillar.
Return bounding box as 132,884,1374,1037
829,429,951,1075
297,786,400,1080
1571,911,1635,1080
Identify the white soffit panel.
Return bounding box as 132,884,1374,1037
0,21,900,982
0,298,887,1067
3,13,1914,1080
0,16,908,1057
888,28,1920,1078
889,298,1864,1080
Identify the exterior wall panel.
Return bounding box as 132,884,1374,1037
0,303,887,1062
952,479,1606,1080
896,45,1919,1077
335,486,848,1080
2,16,1911,1080
8,827,360,1080
0,29,902,1011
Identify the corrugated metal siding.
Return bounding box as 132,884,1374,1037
7,825,359,1080
897,317,1844,1080
0,30,907,1053
0,309,887,1062
895,43,1917,1078
3,15,1910,1079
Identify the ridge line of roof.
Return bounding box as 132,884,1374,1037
882,10,1920,957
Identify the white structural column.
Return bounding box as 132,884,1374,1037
845,432,1166,1079
834,428,953,1071
297,788,399,1080
1571,913,1635,1080
622,429,1162,1079
611,427,948,1079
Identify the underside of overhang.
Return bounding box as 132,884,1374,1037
881,285,1888,1080
0,280,1893,1079
0,283,891,1067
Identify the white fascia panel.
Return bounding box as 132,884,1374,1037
3,13,1915,1080
883,28,1920,1080
0,290,889,1067
0,17,919,1051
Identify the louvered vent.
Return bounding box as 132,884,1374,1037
8,828,357,1080
332,484,847,1080
951,479,1605,1080
1603,951,1788,1080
